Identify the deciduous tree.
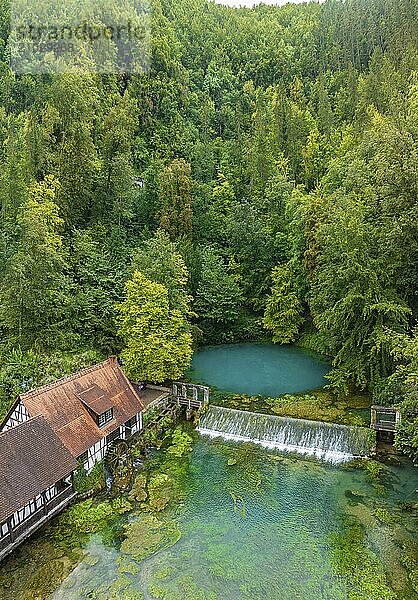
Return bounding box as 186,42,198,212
0,175,70,349
116,271,193,381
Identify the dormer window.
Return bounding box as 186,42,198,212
77,385,114,429
97,408,113,428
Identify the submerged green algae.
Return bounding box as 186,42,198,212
331,517,397,600
209,388,372,426
120,514,181,562
1,427,417,600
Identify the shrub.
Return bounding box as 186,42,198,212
74,460,105,494
166,428,193,458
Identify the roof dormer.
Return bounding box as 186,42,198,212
77,384,114,428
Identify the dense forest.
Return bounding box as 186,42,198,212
0,0,418,458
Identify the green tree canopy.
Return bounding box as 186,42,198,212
195,248,243,343
263,265,304,344
311,196,411,393
116,271,193,382
158,158,193,240
0,175,70,349
131,229,192,317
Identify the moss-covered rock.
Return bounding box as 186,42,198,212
210,389,372,426
166,428,193,458
120,514,181,562
59,498,115,534
129,474,148,502
147,473,174,511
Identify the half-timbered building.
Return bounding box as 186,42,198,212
0,357,171,560
1,357,169,471
0,416,77,561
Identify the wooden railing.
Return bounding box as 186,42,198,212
0,486,76,558
370,405,401,433
46,486,75,513
172,382,210,409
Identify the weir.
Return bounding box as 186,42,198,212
197,406,371,463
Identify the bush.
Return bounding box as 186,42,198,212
166,428,193,458
394,417,418,462
74,460,105,494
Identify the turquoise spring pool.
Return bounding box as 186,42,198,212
189,343,330,396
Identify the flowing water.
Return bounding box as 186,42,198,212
51,436,418,600
189,343,330,395
198,406,372,463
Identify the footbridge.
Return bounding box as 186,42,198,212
136,381,210,416
370,406,401,433
172,382,210,410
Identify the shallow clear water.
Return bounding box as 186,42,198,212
189,343,330,395
53,437,418,600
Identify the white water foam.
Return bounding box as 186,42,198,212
197,406,371,464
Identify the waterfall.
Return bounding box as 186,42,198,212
197,406,371,463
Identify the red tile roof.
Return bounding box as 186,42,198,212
19,358,145,458
0,416,77,522
77,384,114,415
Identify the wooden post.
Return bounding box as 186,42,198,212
370,406,377,429
42,491,48,515
7,517,14,543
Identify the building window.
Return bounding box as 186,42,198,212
125,416,136,429
97,408,113,428
79,450,88,464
